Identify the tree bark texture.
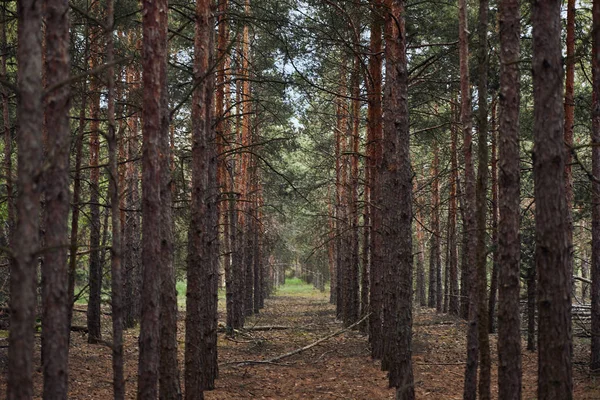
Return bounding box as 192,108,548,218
532,0,573,397
41,0,71,397
497,0,522,395
381,1,415,397
475,0,490,396
87,10,103,343
138,0,167,397
8,0,42,398
368,0,385,359
185,0,219,396
590,0,600,373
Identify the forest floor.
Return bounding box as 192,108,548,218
1,279,600,399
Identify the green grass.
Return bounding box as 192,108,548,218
275,277,330,298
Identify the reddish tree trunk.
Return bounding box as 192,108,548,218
137,0,167,397
532,0,573,397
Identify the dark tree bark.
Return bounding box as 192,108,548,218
345,60,361,325
488,100,498,334
137,0,167,397
381,1,415,398
475,0,490,396
367,0,384,359
42,0,71,398
592,0,600,368
497,0,522,395
415,203,427,307
123,59,142,329
428,143,441,312
185,0,218,396
458,0,476,324
532,0,573,397
590,0,600,373
158,1,181,397
459,0,478,393
526,265,536,352
87,15,103,343
448,102,459,316
328,188,337,304
67,22,89,338
105,2,124,397
216,0,235,328
335,69,348,321
564,0,575,277
7,0,43,398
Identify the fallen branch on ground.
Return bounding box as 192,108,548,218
221,313,371,368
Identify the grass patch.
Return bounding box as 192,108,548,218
276,278,329,298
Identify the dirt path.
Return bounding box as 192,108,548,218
210,290,393,399
2,281,600,399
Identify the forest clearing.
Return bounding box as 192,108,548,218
2,279,600,399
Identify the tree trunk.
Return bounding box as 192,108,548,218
564,0,575,291
87,13,103,344
458,0,479,393
381,1,415,398
368,0,384,359
532,0,573,397
415,203,427,307
448,101,459,316
158,2,181,397
590,0,600,373
345,60,360,325
527,266,536,352
497,0,522,394
185,0,219,396
488,100,498,334
8,0,43,397
137,0,167,397
105,3,124,397
335,69,348,321
123,57,142,329
42,0,71,397
475,0,490,396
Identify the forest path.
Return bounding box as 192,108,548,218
4,279,600,398
209,280,393,399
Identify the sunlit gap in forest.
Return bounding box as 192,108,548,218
1,0,599,399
